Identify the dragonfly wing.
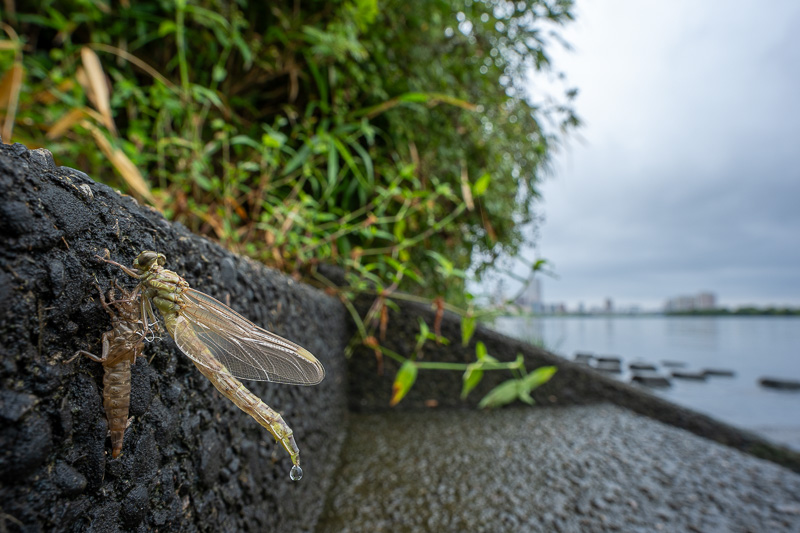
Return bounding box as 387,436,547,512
170,288,325,385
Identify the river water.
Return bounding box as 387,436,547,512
494,315,800,451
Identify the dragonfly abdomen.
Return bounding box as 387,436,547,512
192,362,301,468
103,359,132,458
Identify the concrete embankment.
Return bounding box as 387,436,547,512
318,405,800,533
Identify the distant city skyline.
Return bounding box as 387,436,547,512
510,276,720,313
511,278,797,314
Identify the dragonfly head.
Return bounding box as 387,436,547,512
133,251,166,273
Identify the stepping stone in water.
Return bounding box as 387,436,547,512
671,371,707,381
595,361,622,373
758,378,800,391
630,362,657,371
703,368,735,378
631,373,671,388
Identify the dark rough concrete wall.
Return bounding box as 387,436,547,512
0,142,349,532
347,297,800,472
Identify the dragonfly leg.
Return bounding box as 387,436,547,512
69,330,112,364
67,349,104,364
96,254,141,279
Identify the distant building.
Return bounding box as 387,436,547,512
515,278,543,313
696,292,716,310
604,298,614,314
665,291,717,312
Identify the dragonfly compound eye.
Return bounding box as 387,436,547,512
134,251,163,270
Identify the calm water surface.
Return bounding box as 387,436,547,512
494,315,800,451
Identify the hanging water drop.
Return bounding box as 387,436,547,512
290,464,303,481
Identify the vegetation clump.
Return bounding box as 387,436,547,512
1,0,575,405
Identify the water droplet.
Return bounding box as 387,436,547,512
290,464,303,481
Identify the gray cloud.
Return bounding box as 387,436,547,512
523,0,800,309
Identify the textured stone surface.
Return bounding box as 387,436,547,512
319,404,800,533
0,142,348,532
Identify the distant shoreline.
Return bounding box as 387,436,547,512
664,307,800,316
494,308,800,318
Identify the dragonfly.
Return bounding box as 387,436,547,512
70,281,146,458
99,250,325,481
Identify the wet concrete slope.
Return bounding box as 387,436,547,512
0,142,348,532
319,404,800,533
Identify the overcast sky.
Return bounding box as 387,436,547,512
513,0,800,310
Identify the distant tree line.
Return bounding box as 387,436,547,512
665,307,800,316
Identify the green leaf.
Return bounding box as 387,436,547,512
390,360,418,406
475,340,487,360
461,315,477,347
212,65,227,82
393,219,406,242
353,0,379,28
282,144,311,176
403,268,424,285
306,54,329,112
194,174,213,191
261,131,285,148
461,363,484,399
347,140,374,187
333,137,368,189
417,318,430,342
327,137,339,189
383,256,404,273
478,379,520,409
190,85,222,108
472,172,491,197
230,135,261,150
532,259,548,272
522,365,557,390
384,299,400,313
426,251,453,276
518,390,535,405
158,20,177,36
233,34,252,68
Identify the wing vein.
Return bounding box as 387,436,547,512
170,289,325,385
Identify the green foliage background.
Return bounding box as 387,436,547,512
2,0,575,403
2,0,578,303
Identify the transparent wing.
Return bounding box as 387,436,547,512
171,288,325,385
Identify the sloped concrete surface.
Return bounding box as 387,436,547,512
318,404,800,533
